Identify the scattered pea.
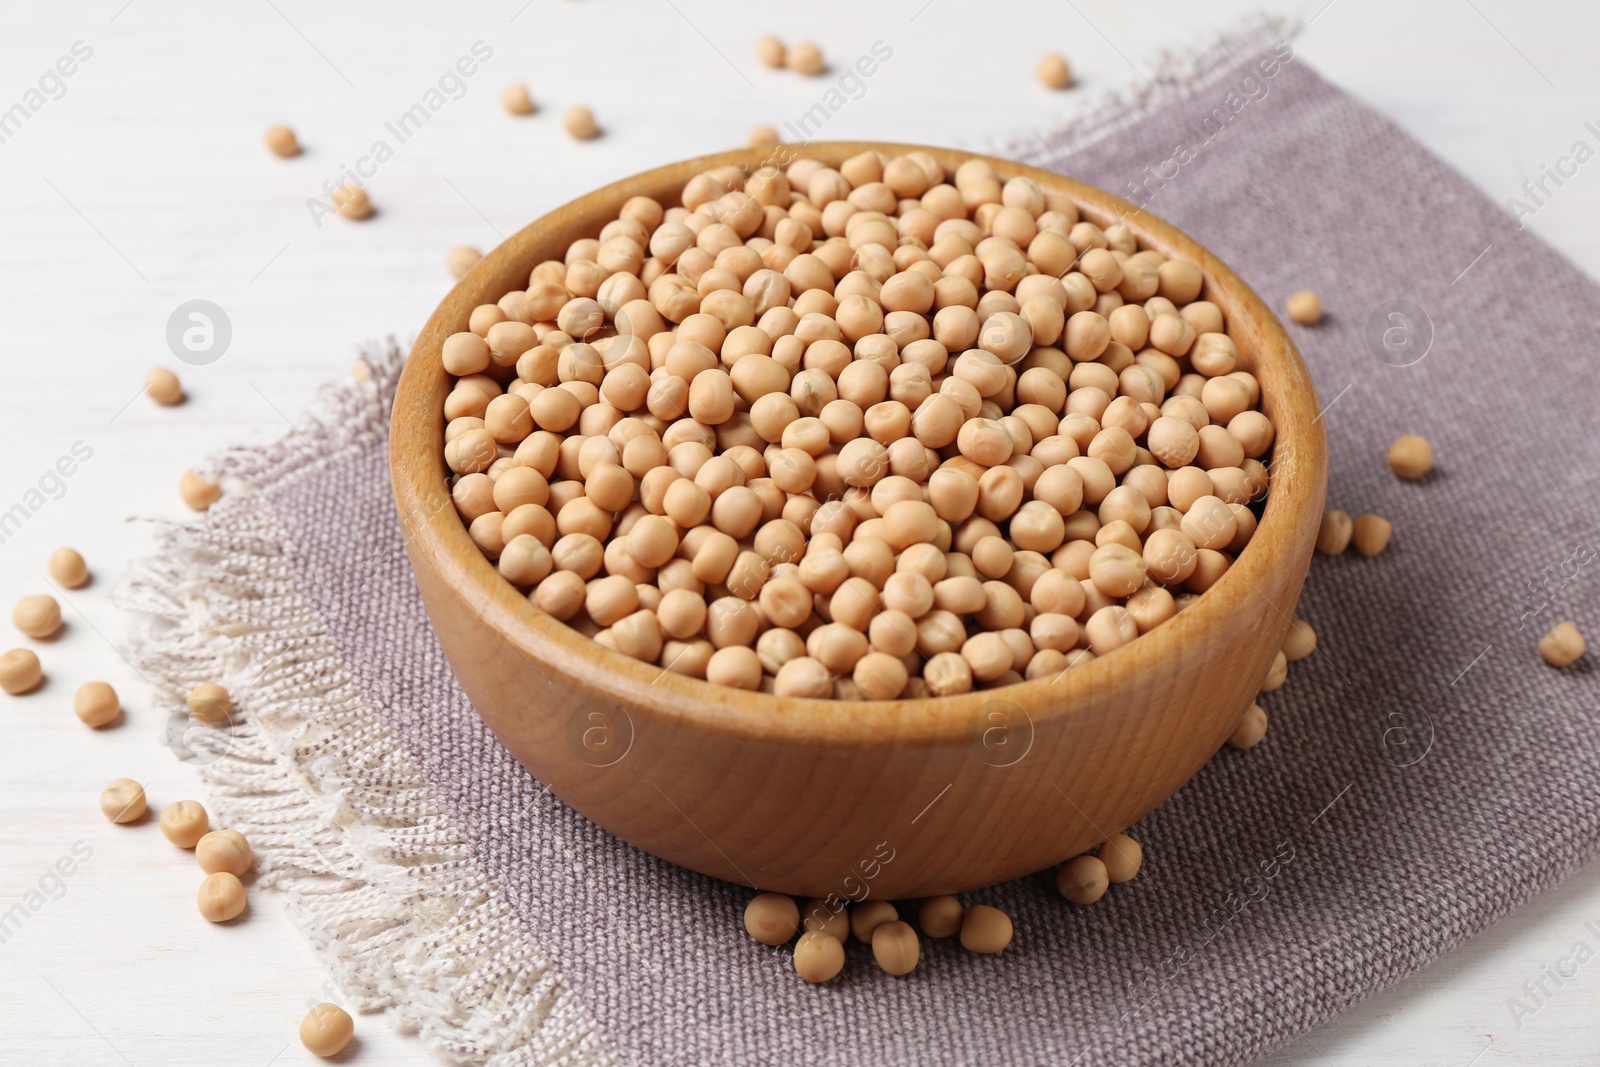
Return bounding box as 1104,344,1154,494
918,895,964,938
73,681,120,728
501,82,535,115
1352,513,1392,557
196,828,253,876
187,683,232,724
1261,650,1288,692
1056,855,1108,904
1282,618,1317,661
744,892,800,945
179,469,222,511
1286,290,1321,325
793,930,845,982
13,595,62,639
332,184,372,220
447,245,483,279
101,778,146,823
871,920,920,975
564,105,599,140
849,900,898,943
786,41,825,76
749,123,780,148
48,547,90,589
801,898,849,941
300,1003,355,1058
755,35,787,69
160,800,210,848
147,366,185,405
1099,833,1143,883
1037,52,1072,90
264,124,300,158
0,648,42,695
197,871,247,923
1227,703,1268,749
1539,622,1585,667
1387,434,1434,480
1316,509,1352,555
959,904,1013,953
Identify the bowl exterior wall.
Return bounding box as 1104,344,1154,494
393,143,1326,897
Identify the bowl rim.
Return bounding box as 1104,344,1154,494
391,140,1326,752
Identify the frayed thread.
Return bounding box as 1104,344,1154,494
114,341,615,1067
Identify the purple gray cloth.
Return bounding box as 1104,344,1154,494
160,41,1600,1067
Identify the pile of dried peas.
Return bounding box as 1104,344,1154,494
441,151,1285,699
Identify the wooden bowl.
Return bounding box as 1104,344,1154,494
392,142,1326,899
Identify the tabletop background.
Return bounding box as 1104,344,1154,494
2,1,1597,1064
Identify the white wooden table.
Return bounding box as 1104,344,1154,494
2,1,1595,1063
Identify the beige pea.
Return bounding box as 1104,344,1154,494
147,366,185,405
872,920,921,976
756,34,787,68
101,778,146,823
1261,650,1289,692
787,41,825,76
160,800,210,848
1085,605,1138,655
333,184,372,220
1057,855,1108,904
849,900,899,943
1539,622,1585,667
1286,290,1322,325
180,469,223,511
959,904,1012,953
0,648,42,695
1282,618,1317,660
1228,703,1268,748
854,652,908,700
749,123,781,148
13,594,61,639
187,683,232,724
264,124,301,157
501,82,536,115
1316,509,1353,555
300,1003,355,1058
627,514,680,568
197,871,247,923
447,245,483,279
1099,834,1143,883
48,547,90,589
707,645,763,689
1352,513,1393,557
1180,495,1237,551
1387,434,1434,480
73,681,120,728
196,828,253,876
922,650,971,695
918,895,964,938
564,105,600,140
1088,543,1146,599
962,632,1013,682
801,898,849,940
745,892,800,944
793,930,845,982
1037,51,1072,90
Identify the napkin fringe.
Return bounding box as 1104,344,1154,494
114,344,613,1067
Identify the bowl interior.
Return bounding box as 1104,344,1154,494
391,141,1326,751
